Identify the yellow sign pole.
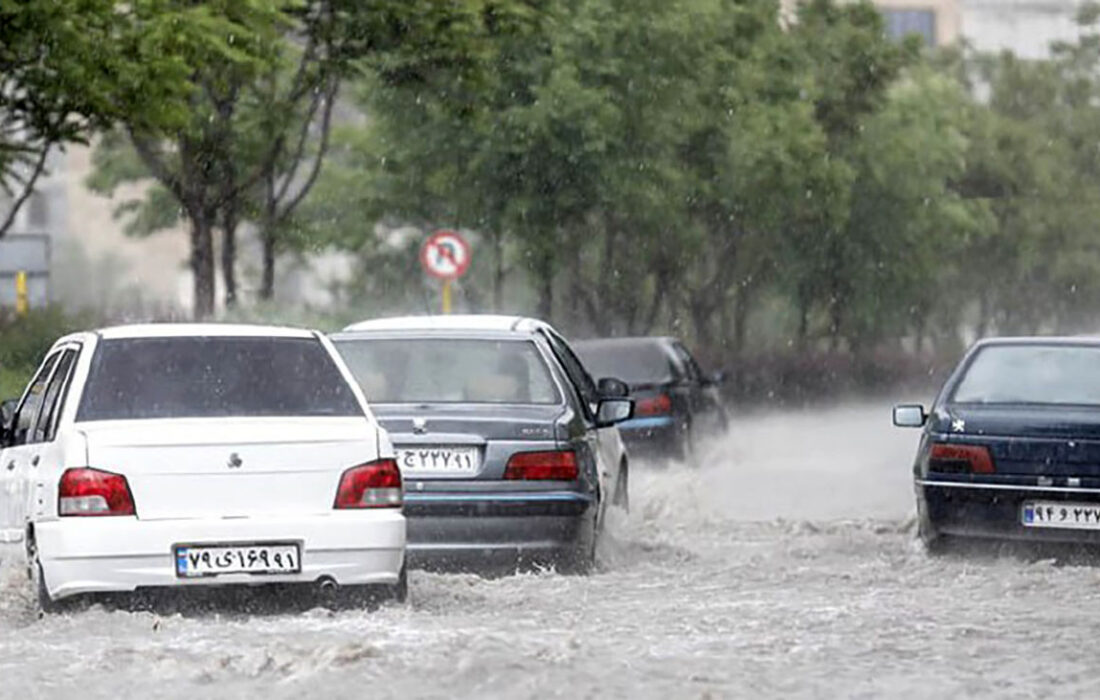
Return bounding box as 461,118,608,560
14,270,28,317
442,279,453,314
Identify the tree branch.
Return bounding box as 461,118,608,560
0,140,50,238
273,83,327,205
127,126,188,205
275,78,338,223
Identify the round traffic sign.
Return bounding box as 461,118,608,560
420,230,471,280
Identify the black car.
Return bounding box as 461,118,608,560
895,337,1100,550
573,336,728,461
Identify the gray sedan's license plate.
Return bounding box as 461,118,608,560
175,543,300,578
1022,501,1100,530
397,446,480,475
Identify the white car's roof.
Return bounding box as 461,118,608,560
97,323,317,340
342,315,547,333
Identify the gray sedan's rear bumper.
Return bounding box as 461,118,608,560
403,491,596,570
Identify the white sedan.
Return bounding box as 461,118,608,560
0,324,406,612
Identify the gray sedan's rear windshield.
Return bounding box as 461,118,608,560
77,337,362,421
335,338,560,404
952,345,1100,405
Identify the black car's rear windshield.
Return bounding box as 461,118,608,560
334,337,560,404
574,341,673,384
77,336,363,421
952,344,1100,406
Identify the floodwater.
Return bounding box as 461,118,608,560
5,401,1100,699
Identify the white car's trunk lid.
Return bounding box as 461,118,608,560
80,417,379,520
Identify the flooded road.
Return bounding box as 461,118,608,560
4,401,1100,699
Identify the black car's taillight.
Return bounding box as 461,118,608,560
635,393,672,416
928,443,995,474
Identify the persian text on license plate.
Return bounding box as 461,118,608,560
397,446,480,474
175,543,301,578
1022,501,1100,530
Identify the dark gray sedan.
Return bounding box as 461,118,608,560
331,315,633,573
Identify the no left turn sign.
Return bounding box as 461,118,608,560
420,230,471,280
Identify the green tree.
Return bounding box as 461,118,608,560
0,0,239,236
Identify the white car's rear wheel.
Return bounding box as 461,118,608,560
32,561,62,615
330,565,408,609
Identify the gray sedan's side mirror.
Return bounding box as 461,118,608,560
597,398,634,427
893,404,927,428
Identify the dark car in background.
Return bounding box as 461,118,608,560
573,337,729,462
331,315,633,574
895,338,1100,551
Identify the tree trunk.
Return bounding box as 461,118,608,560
796,286,811,350
191,213,216,319
222,207,238,309
492,230,505,312
535,252,554,321
732,285,753,359
640,270,669,335
261,228,276,301
689,297,715,357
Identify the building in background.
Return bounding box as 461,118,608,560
781,0,1081,56
962,0,1085,58
877,0,961,46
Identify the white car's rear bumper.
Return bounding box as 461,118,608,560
35,511,405,600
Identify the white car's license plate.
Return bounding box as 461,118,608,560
1022,501,1100,530
174,543,301,578
397,446,480,475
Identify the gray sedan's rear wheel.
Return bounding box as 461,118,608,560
612,462,630,514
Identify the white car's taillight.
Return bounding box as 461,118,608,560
334,459,403,508
58,468,136,516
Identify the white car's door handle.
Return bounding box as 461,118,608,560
30,455,39,467
5,461,13,471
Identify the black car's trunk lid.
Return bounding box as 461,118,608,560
938,404,1100,476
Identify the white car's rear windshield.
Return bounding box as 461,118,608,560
952,344,1100,406
335,338,561,404
77,337,362,420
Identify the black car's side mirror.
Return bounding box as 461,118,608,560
597,377,630,398
596,398,634,427
893,404,927,428
704,370,727,387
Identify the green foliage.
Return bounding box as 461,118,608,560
0,308,97,399
294,0,1100,376
0,0,265,199
23,0,1100,389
